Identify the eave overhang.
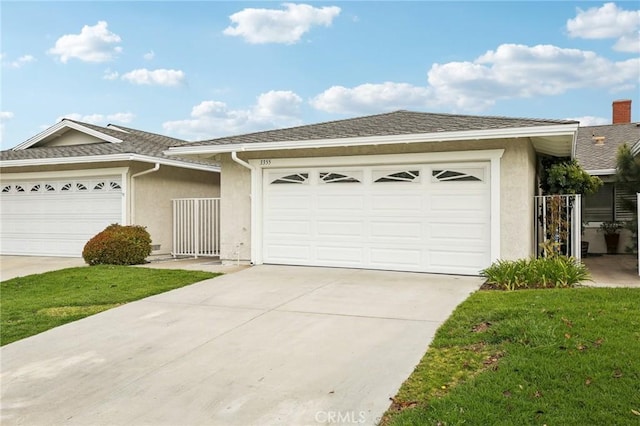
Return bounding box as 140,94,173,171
165,123,579,158
0,154,219,173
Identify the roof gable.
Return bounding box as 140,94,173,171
12,119,124,150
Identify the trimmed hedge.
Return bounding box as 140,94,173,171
82,224,152,265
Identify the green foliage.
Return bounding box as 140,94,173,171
539,157,602,195
82,224,152,265
598,220,624,235
615,144,639,252
1,266,218,345
480,257,590,290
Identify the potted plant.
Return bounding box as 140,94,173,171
599,221,623,254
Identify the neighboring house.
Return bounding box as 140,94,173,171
575,100,640,254
0,119,220,257
167,110,579,275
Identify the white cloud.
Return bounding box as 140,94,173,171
48,21,122,63
163,90,303,140
57,112,134,125
310,43,639,115
567,116,610,126
426,44,639,110
121,68,185,86
567,2,640,53
223,3,341,44
103,69,119,80
143,50,155,60
310,82,431,114
4,54,36,68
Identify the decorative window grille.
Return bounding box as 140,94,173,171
94,182,106,190
374,170,420,183
61,183,72,191
271,173,309,184
15,185,25,192
110,182,121,190
432,169,483,182
30,184,41,192
319,172,362,183
2,185,11,193
45,184,55,192
76,183,88,191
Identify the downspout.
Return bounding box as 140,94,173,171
130,163,160,225
231,151,255,265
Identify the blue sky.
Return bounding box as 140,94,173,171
1,1,639,149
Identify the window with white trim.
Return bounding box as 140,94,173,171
319,171,362,183
432,168,483,182
374,170,420,183
271,173,309,184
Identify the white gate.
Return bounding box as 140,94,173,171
534,194,581,259
172,198,220,258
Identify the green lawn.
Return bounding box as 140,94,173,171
1,266,218,346
383,287,640,425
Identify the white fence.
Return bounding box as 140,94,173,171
534,194,581,259
172,198,220,258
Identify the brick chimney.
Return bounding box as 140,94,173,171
612,99,631,124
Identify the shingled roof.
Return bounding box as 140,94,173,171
0,120,213,169
179,110,578,147
575,122,640,172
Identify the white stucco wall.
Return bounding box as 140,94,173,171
217,137,538,265
132,164,220,255
583,227,634,254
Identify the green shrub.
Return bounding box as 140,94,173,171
481,257,590,290
82,224,152,265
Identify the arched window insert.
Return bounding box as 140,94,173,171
432,169,482,182
374,170,420,183
319,172,361,183
271,173,309,184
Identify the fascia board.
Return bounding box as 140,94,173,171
165,124,579,156
12,120,123,150
0,154,219,173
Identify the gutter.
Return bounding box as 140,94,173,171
166,124,580,156
0,153,220,173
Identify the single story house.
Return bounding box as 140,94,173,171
575,99,640,254
0,119,220,257
167,110,579,275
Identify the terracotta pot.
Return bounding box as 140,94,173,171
604,233,620,254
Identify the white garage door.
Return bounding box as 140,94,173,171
0,176,123,257
263,162,491,275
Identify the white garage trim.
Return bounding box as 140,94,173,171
247,150,504,272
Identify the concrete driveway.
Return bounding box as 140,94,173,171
0,255,87,281
0,265,482,425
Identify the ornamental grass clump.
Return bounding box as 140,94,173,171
481,256,590,290
82,224,152,265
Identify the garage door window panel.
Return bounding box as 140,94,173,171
271,172,309,185
319,171,362,183
373,170,420,183
432,168,484,182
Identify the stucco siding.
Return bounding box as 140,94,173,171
132,164,220,255
219,157,253,263
218,138,539,265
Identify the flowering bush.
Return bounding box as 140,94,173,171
82,224,152,265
